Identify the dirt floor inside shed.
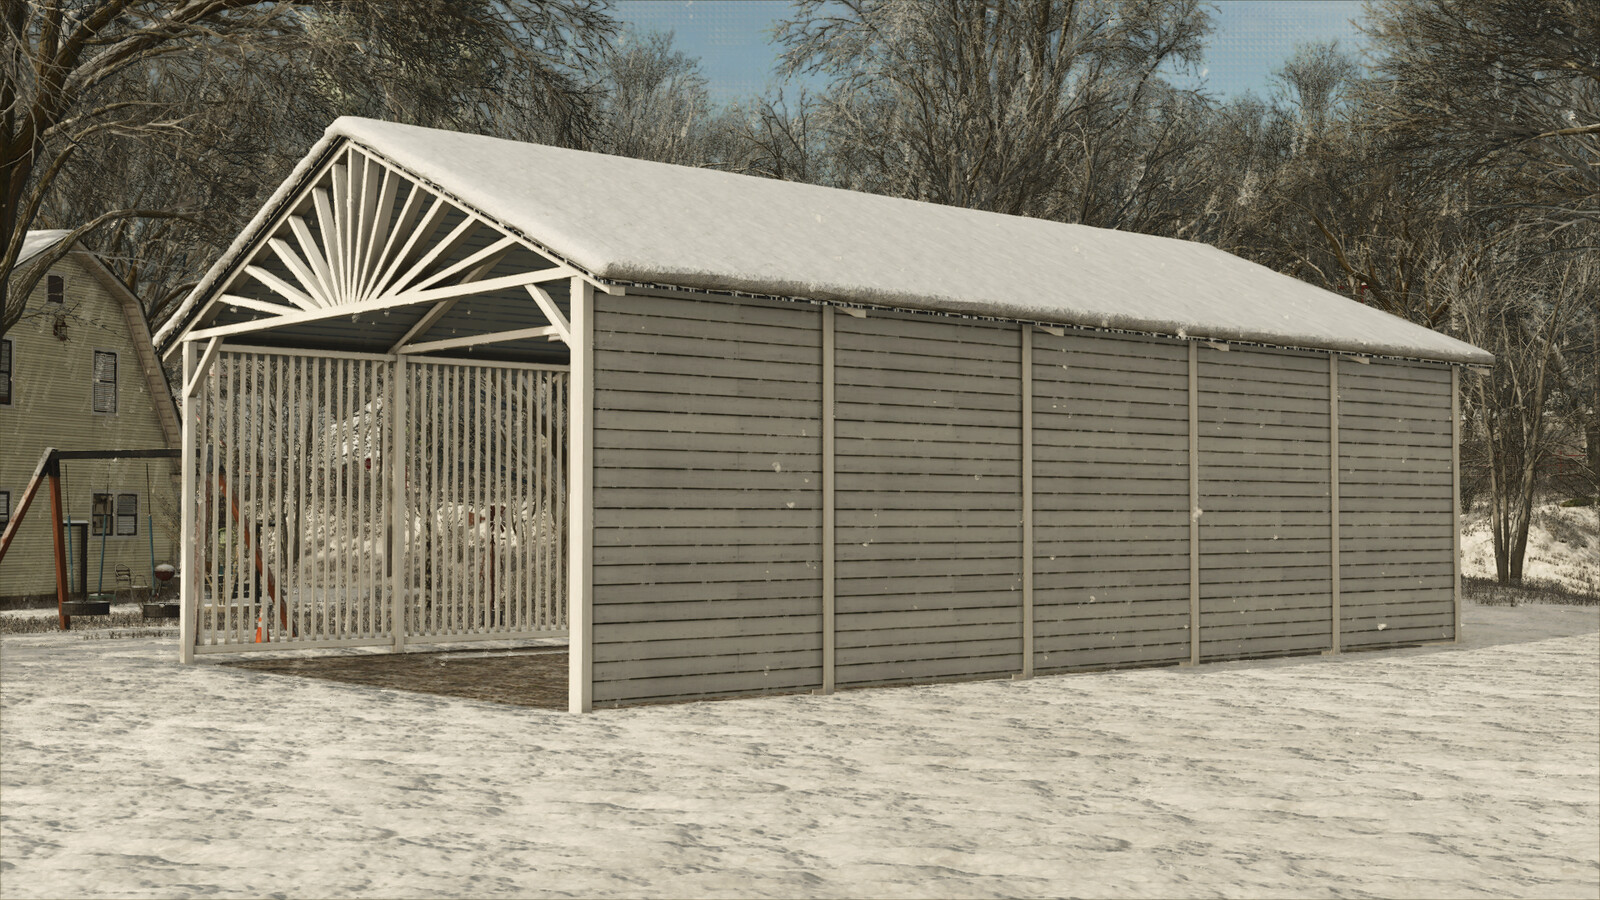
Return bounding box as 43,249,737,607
223,647,568,709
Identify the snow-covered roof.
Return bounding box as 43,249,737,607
16,229,72,268
162,117,1492,365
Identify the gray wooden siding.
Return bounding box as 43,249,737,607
589,292,823,704
1198,345,1333,659
1337,358,1456,647
582,288,1463,707
833,311,1024,686
1032,331,1192,671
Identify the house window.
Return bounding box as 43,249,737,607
117,493,138,536
0,339,11,405
47,275,64,304
91,493,113,536
93,350,117,413
0,491,10,531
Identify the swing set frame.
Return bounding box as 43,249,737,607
0,447,178,630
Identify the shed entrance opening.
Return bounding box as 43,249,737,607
187,347,568,653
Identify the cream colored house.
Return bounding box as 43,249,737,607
1,231,180,605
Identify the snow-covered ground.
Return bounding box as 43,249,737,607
1462,500,1600,597
2,603,1596,899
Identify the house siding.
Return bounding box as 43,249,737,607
1,252,180,604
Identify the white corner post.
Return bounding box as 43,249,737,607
568,277,595,713
1187,341,1201,666
1329,354,1341,655
1019,325,1034,679
178,340,200,664
391,352,408,651
1451,365,1462,642
821,305,836,694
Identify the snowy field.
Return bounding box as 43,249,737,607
2,602,1596,899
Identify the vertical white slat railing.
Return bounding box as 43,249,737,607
189,348,568,655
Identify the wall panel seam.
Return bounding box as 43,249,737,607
1330,353,1341,654
1021,325,1034,679
1452,365,1462,642
1188,342,1200,665
822,305,836,693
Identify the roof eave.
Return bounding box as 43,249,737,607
156,133,348,360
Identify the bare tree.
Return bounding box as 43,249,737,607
589,28,741,169
1,1,310,339
773,0,1212,222
1355,0,1600,564
1450,239,1596,583
1361,0,1600,234
2,0,616,338
731,89,827,183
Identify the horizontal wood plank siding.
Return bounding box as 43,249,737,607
834,311,1023,687
1337,358,1456,648
1032,332,1192,671
583,285,1460,707
1199,345,1333,660
590,293,823,704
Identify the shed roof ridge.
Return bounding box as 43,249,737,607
160,117,1493,366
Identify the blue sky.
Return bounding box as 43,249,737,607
611,0,1369,103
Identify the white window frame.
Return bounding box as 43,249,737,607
91,492,114,537
116,492,138,537
92,349,117,414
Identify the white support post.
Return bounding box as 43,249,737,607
568,277,595,713
179,340,199,664
184,336,223,400
1452,365,1462,642
1188,341,1201,666
1020,325,1034,679
1329,354,1341,655
392,353,408,650
821,305,836,694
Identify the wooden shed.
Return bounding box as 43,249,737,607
158,117,1492,711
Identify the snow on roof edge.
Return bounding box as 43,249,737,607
153,134,345,350
16,229,72,268
594,262,1493,366
159,117,1494,367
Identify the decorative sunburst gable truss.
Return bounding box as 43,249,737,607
186,142,577,360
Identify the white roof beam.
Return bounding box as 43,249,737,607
388,215,480,295
525,284,571,343
369,195,451,300
410,235,516,294
397,325,561,355
387,247,520,353
244,264,318,311
217,294,299,317
186,268,575,342
267,237,331,308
